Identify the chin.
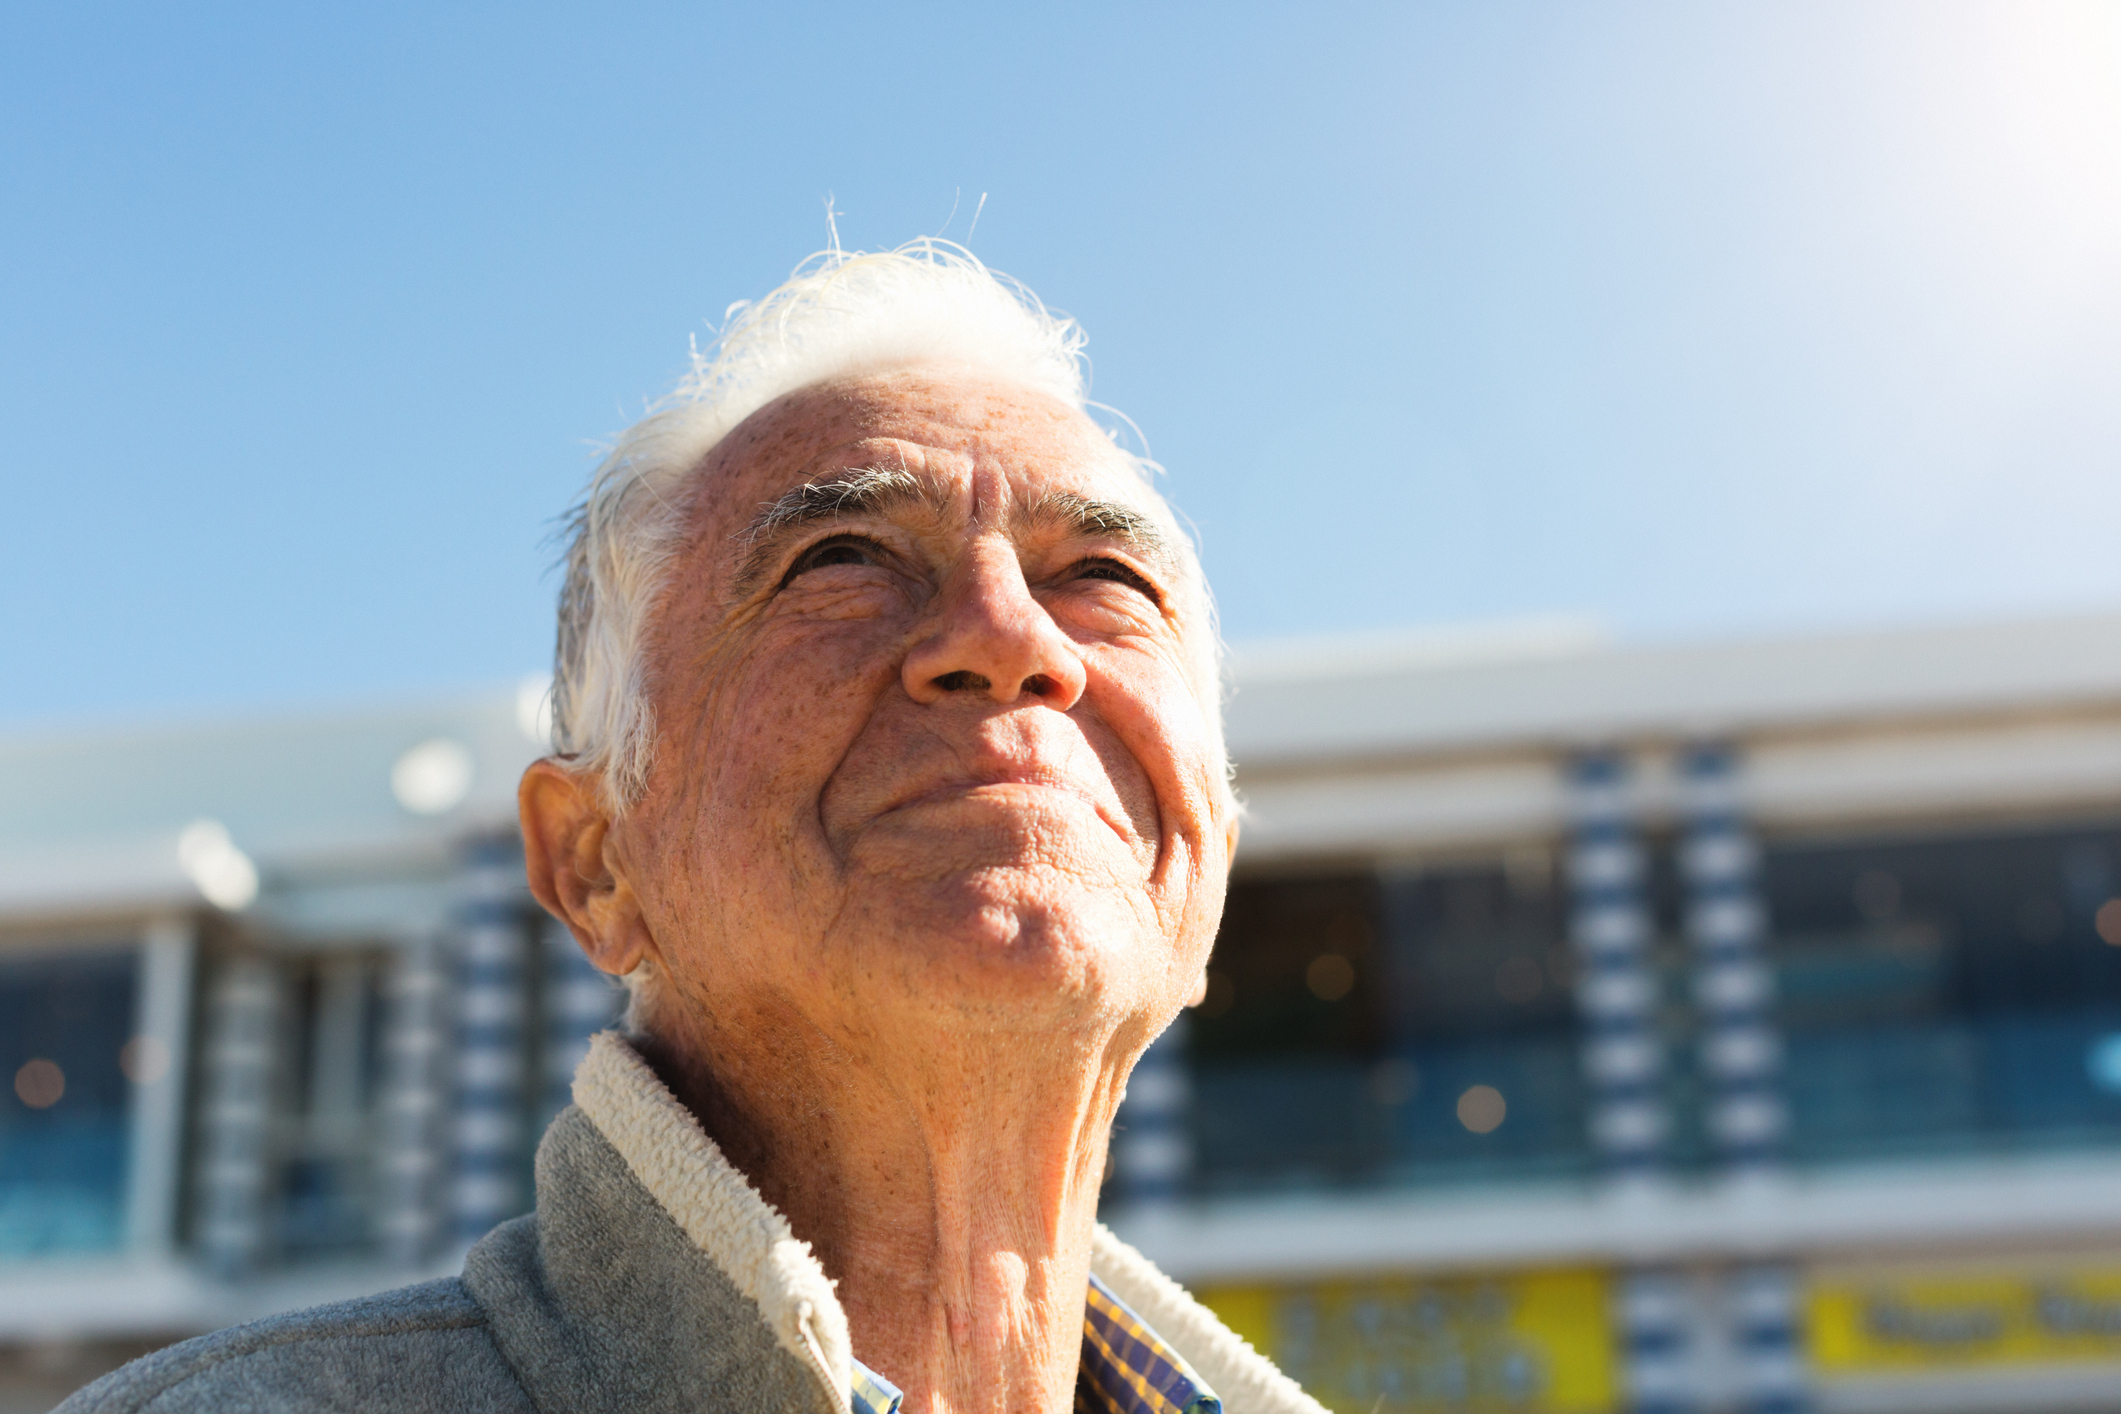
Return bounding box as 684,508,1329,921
847,865,1161,1032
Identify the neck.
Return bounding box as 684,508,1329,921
641,997,1143,1414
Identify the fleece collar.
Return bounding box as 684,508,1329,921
572,1032,854,1413
571,1032,1325,1414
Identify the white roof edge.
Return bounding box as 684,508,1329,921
1226,608,2121,765
0,677,539,754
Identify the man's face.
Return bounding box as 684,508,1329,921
619,367,1234,1050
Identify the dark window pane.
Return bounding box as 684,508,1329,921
1764,821,2121,1162
1195,873,1382,1063
0,947,138,1258
1192,862,1589,1193
278,953,387,1256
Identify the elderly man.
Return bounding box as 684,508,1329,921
63,244,1322,1414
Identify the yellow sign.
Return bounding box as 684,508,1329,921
1195,1270,1615,1414
1811,1269,2121,1372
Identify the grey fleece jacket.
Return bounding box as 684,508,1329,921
58,1033,1325,1414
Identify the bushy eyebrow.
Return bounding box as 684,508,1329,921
1017,490,1180,577
732,468,943,590
731,469,1180,592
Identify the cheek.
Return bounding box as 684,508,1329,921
669,622,906,842
637,629,904,970
1085,647,1228,875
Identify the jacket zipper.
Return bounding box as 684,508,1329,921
796,1300,853,1414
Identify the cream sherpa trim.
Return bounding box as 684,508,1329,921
1091,1224,1330,1414
573,1032,852,1414
574,1032,1319,1414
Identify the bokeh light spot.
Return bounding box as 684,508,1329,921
121,1035,171,1084
392,738,475,815
177,818,259,911
1458,1084,1507,1134
14,1058,65,1109
1306,953,1355,1002
2089,1034,2121,1093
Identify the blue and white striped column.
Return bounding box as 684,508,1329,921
1678,745,1785,1173
1567,753,1668,1177
1727,1264,1808,1414
193,956,281,1277
1112,1016,1192,1210
450,836,532,1248
1679,744,1806,1414
1567,752,1694,1414
541,915,622,1128
378,937,448,1266
1617,1272,1701,1414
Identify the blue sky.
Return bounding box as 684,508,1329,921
5,2,2119,725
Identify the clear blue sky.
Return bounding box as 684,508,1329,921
6,2,2119,725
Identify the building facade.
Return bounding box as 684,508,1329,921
8,613,2121,1413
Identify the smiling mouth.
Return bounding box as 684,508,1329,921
881,777,1131,842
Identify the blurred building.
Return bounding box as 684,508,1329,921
0,683,610,1411
8,613,2121,1413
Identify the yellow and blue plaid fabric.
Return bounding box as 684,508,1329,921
849,1360,904,1414
846,1273,1220,1414
1075,1273,1221,1414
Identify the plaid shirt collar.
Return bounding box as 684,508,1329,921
849,1273,1222,1414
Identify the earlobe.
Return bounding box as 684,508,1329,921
519,759,651,978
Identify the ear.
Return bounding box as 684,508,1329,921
519,758,652,978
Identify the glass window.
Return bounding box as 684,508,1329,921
278,953,386,1256
1376,859,1589,1184
1764,820,2121,1163
1191,858,1589,1195
0,946,138,1258
1193,872,1386,1191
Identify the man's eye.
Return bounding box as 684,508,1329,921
1073,558,1160,603
781,536,883,585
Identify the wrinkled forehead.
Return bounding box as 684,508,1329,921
684,368,1174,550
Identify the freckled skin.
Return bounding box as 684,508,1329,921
521,367,1237,1414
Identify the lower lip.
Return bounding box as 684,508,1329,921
894,781,1086,810
881,782,1125,834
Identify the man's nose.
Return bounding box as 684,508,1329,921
902,545,1088,710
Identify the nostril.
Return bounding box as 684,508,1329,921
1021,674,1057,699
933,670,992,693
